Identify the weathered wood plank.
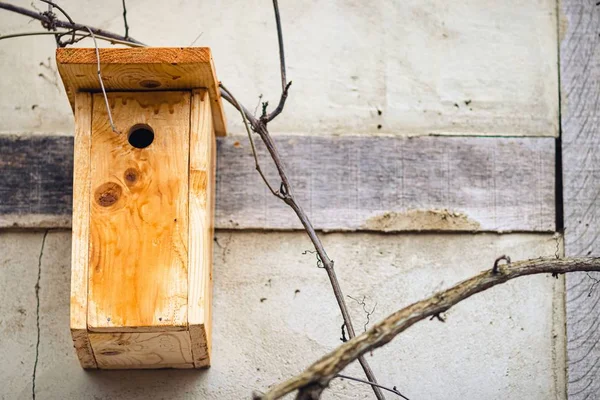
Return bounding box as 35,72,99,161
0,133,555,232
560,1,600,398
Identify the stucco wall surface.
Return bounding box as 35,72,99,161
0,231,564,399
0,0,558,137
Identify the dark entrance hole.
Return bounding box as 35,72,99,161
128,124,154,149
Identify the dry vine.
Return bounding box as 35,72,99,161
258,257,600,399
2,2,600,400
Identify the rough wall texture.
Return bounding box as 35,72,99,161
0,231,564,399
0,0,557,137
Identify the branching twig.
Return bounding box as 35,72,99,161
335,375,409,400
262,0,291,123
0,30,144,47
257,256,600,399
0,1,144,45
220,83,281,198
219,1,385,398
348,295,377,332
39,0,76,46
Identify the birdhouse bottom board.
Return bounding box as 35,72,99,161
70,89,215,369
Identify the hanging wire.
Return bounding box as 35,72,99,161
84,26,119,134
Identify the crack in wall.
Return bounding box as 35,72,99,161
32,230,48,400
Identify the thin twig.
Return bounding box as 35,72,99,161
39,0,75,46
258,256,600,399
348,295,377,332
0,1,144,44
0,30,144,47
121,0,129,39
189,31,203,46
220,83,282,198
335,375,409,400
272,0,286,91
264,0,291,123
220,1,385,397
84,26,119,134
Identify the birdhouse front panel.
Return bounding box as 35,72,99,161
88,91,190,332
57,48,224,370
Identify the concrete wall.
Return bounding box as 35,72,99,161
1,231,564,399
0,1,563,399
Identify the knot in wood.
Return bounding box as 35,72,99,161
95,182,123,207
124,168,140,186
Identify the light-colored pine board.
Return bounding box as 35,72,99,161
70,92,97,369
0,134,555,232
88,331,194,369
87,91,190,332
56,47,226,136
560,1,600,398
188,89,215,368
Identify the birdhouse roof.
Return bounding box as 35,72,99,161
56,47,226,136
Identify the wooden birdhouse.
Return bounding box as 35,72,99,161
56,48,226,369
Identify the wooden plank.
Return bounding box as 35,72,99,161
56,47,226,136
0,134,555,232
69,92,97,368
216,135,556,232
86,91,190,332
188,89,215,368
560,1,600,398
88,331,194,369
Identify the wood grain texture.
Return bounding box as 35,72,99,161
72,329,97,369
188,89,215,368
87,91,190,332
69,92,97,368
216,135,556,233
89,331,194,369
0,134,555,232
56,47,226,136
560,1,600,398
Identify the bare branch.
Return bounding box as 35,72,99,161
0,30,144,47
0,1,144,45
335,375,409,400
259,256,600,399
220,83,282,199
272,0,286,92
264,0,291,123
121,0,130,39
39,0,76,46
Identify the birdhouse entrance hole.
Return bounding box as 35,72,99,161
128,124,154,149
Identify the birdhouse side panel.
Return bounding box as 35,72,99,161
188,89,216,368
70,92,97,368
87,91,190,332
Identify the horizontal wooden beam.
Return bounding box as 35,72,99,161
0,134,555,232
